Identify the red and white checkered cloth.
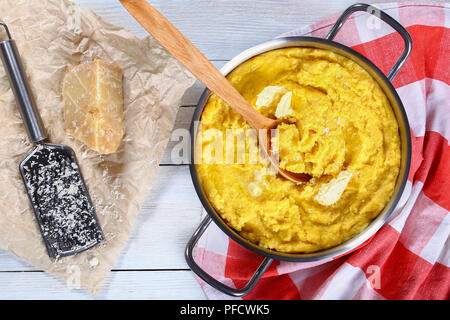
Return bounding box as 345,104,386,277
193,2,449,300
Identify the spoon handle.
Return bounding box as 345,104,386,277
120,0,274,130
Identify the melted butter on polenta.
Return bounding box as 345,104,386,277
196,48,400,253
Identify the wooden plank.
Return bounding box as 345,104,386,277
0,270,206,299
0,165,203,271
117,165,203,269
71,0,432,60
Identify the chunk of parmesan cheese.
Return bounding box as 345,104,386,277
315,171,352,206
275,91,293,118
255,86,286,107
62,59,124,154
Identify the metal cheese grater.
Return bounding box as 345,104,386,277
0,23,104,258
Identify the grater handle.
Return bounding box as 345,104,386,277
0,23,46,143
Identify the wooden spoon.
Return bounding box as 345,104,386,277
120,0,311,184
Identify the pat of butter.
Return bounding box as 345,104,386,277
62,59,124,155
315,171,352,206
275,91,293,118
255,86,286,107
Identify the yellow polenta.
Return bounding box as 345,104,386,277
196,48,400,253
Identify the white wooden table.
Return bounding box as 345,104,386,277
0,0,443,300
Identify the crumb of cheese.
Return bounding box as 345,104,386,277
89,257,99,267
248,182,263,197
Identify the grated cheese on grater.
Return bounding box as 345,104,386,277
21,144,103,258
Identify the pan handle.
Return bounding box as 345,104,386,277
185,215,274,297
325,3,412,81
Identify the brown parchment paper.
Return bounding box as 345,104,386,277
0,0,195,293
